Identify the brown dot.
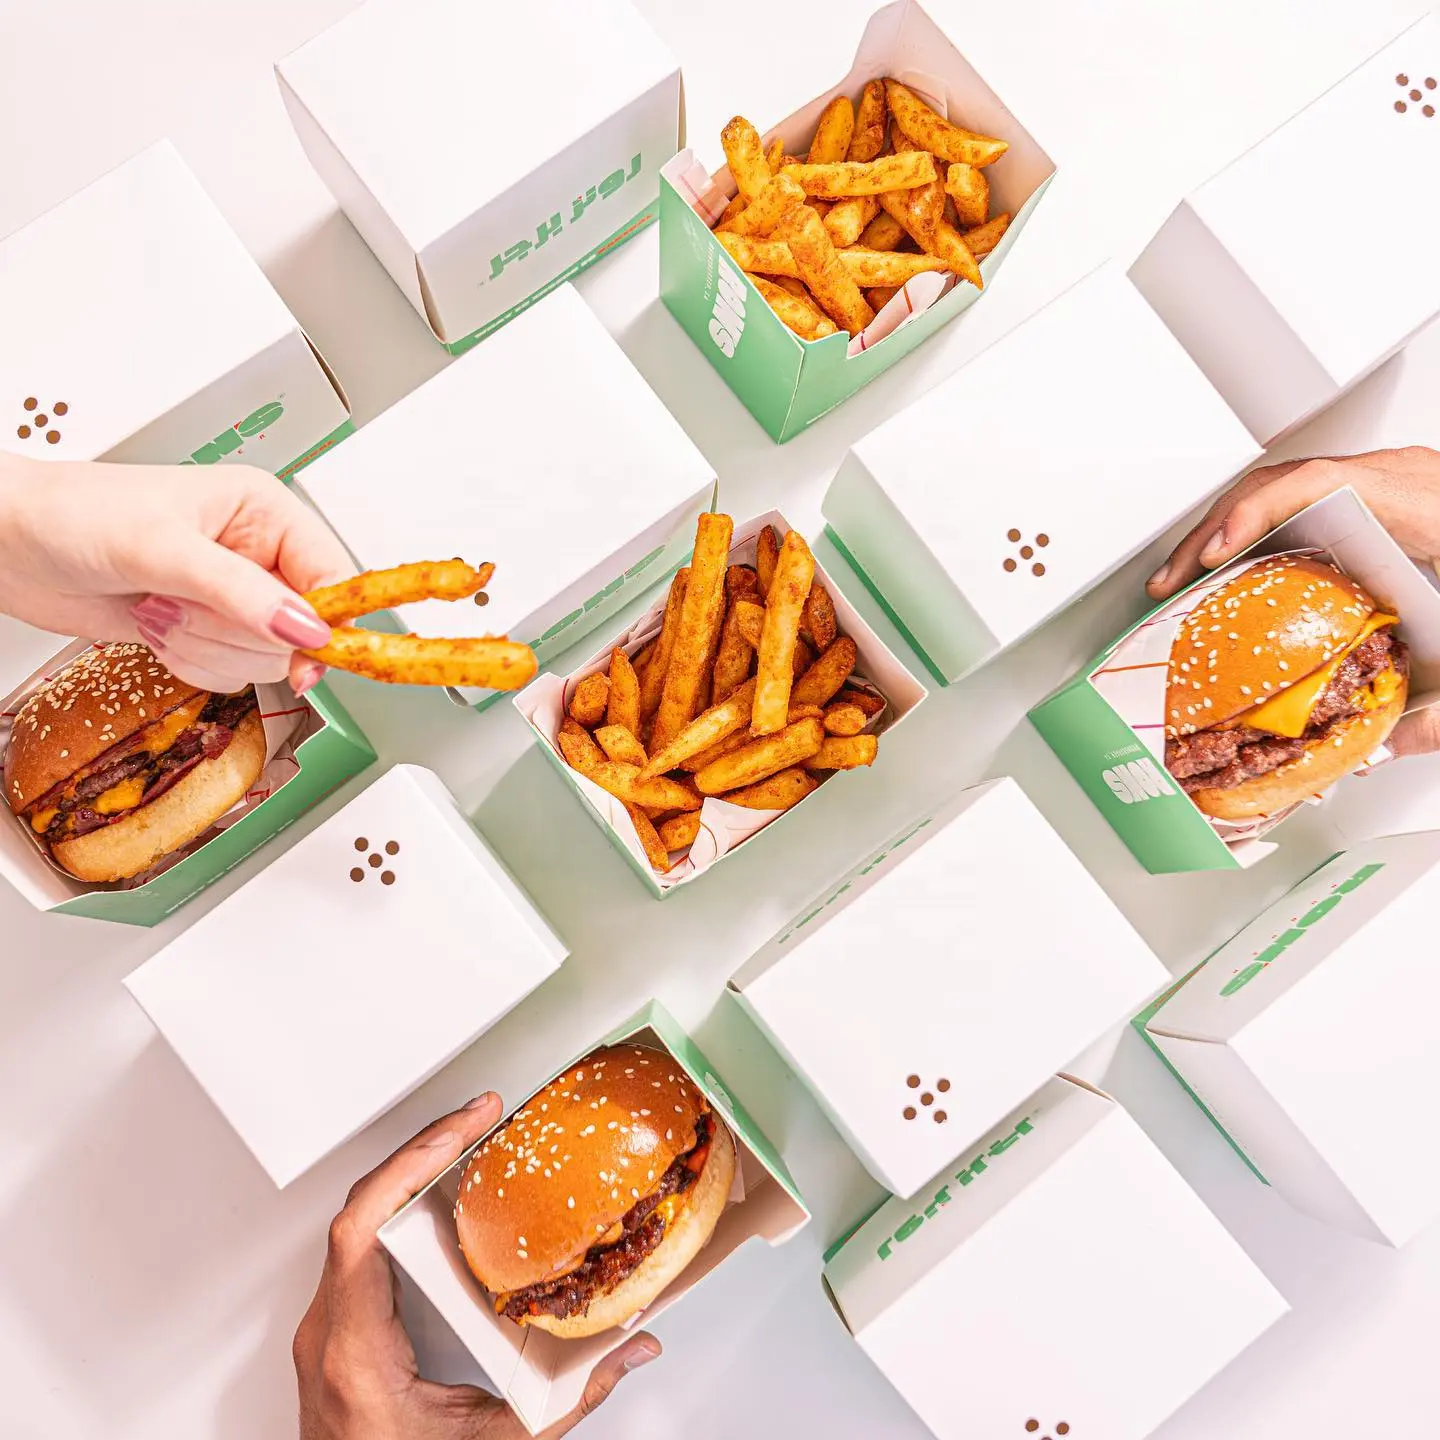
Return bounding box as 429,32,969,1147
45,431,59,444
937,1078,950,1092
1007,528,1022,543
934,1110,947,1123
1057,1427,1070,1437
1003,558,1017,573
1411,89,1423,101
52,401,67,416
349,867,364,882
1032,563,1046,577
1019,545,1034,560
33,414,47,427
920,1092,933,1106
906,1075,920,1088
381,870,396,885
368,852,383,868
1397,100,1409,112
354,837,368,851
22,397,36,411
1428,77,1437,89
1026,1424,1040,1435
473,591,490,606
1426,105,1436,118
1035,533,1049,547
903,1107,916,1120
385,840,399,855
1398,73,1410,86
16,425,30,440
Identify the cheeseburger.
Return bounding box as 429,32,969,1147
3,643,264,883
1164,556,1408,819
455,1044,736,1338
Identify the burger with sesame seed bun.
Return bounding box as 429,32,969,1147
454,1044,737,1338
3,642,265,883
1164,556,1408,820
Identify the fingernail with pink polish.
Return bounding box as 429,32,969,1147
270,598,332,650
291,661,326,698
131,596,185,634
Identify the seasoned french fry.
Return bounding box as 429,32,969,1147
944,162,989,228
588,761,703,812
964,212,1011,258
658,812,702,852
606,649,641,736
305,560,493,624
626,803,674,872
306,629,536,690
721,116,773,202
752,531,815,735
756,526,780,596
558,717,606,775
859,209,908,251
724,767,821,811
750,274,839,341
683,725,752,774
716,232,799,278
824,194,881,247
569,672,611,728
787,703,826,723
734,599,767,648
791,636,857,707
878,187,983,290
801,582,838,650
653,513,734,750
770,275,811,300
640,678,757,780
804,734,879,771
838,248,950,286
765,136,785,172
848,79,888,161
867,285,900,310
696,717,825,794
824,703,867,736
720,174,806,237
810,96,856,164
595,724,648,767
632,639,656,685
727,565,760,599
782,151,935,199
639,567,688,723
836,686,885,717
774,206,873,337
885,80,1009,166
717,194,747,228
713,583,761,705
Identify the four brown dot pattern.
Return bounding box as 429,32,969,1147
16,396,68,445
1003,529,1050,577
1024,1424,1070,1439
349,836,400,885
1395,73,1437,117
902,1073,951,1124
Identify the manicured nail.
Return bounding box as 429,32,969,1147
131,596,185,632
464,1091,500,1111
1147,562,1169,590
136,623,169,654
1198,525,1229,565
270,597,332,650
291,661,326,697
624,1340,660,1369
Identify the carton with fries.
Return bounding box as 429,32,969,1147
516,510,928,896
659,0,1055,441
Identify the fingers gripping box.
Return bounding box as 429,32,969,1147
658,0,1056,442
277,0,682,356
729,778,1168,1198
822,265,1262,684
823,1078,1288,1440
1130,14,1440,445
0,142,351,478
379,1001,809,1435
297,285,717,709
124,766,565,1186
1138,834,1440,1247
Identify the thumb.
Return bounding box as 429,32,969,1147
542,1334,662,1437
1386,706,1440,761
1190,459,1348,575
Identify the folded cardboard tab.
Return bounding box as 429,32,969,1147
124,765,565,1185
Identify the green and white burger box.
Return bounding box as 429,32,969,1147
823,1077,1288,1440
298,284,716,709
379,1000,808,1436
730,778,1166,1198
278,0,681,356
1031,487,1440,874
0,641,375,927
1139,834,1440,1247
1130,14,1440,446
0,141,351,478
124,765,565,1187
516,510,928,897
658,0,1055,442
822,265,1261,684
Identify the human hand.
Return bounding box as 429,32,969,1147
0,453,353,694
294,1093,661,1440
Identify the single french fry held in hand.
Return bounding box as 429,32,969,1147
756,526,780,596
839,248,951,286
724,767,821,811
800,583,838,650
805,734,879,771
775,207,873,337
824,702,867,736
638,567,688,723
720,174,806,237
824,194,881,247
626,804,674,873
783,150,935,199
558,717,606,775
752,531,815,735
606,649,641,735
944,163,989,228
859,209,908,252
304,559,494,624
791,636,857,707
595,724,648,767
885,79,1009,166
657,812,702,852
848,79,888,161
837,686,885,718
721,116,773,202
809,96,856,164
696,716,825,794
306,629,536,690
586,761,703,812
750,275,839,341
569,672,611,728
640,678,757,780
964,212,1011,258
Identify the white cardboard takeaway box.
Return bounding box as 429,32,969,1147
822,265,1261,684
1139,834,1440,1247
0,141,351,479
124,765,565,1188
1130,14,1440,445
380,1001,809,1435
277,0,682,356
823,1077,1288,1440
730,778,1167,1198
298,284,716,708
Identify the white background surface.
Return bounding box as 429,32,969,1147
3,2,1439,1437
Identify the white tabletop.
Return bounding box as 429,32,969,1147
2,2,1439,1437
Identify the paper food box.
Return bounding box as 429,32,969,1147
277,0,682,356
515,510,929,897
658,0,1055,442
124,765,565,1187
730,778,1167,1197
1139,833,1440,1247
1030,487,1440,874
1130,14,1440,445
380,1000,808,1435
823,1077,1288,1440
298,284,716,709
0,641,375,927
0,141,351,479
822,265,1261,684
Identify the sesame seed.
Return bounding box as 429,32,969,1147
517,1248,527,1258
568,1197,575,1209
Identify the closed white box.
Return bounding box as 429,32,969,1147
277,0,682,354
1141,833,1440,1246
822,265,1260,684
1130,14,1440,444
824,1077,1288,1440
297,284,716,706
0,141,351,478
730,778,1167,1197
124,765,565,1187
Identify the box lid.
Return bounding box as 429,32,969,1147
123,765,565,1187
824,1078,1288,1440
731,779,1167,1197
277,0,679,253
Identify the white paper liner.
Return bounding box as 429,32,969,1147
0,640,316,891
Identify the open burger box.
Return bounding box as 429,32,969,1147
821,265,1262,685
514,509,929,898
0,641,375,927
1029,487,1440,874
277,0,681,356
729,777,1167,1198
1137,832,1440,1247
657,0,1056,443
1129,13,1440,447
378,1000,809,1435
297,284,716,711
822,1077,1289,1440
0,141,351,479
124,765,565,1187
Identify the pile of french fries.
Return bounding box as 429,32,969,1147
556,513,886,874
712,79,1011,341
